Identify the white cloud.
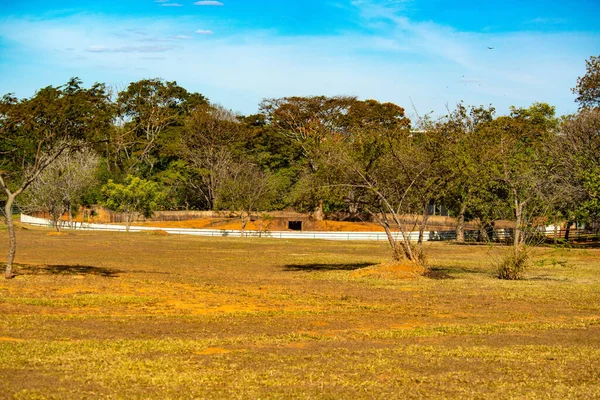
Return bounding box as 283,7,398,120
193,1,224,6
195,29,214,35
0,12,596,117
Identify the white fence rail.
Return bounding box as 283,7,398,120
20,214,456,242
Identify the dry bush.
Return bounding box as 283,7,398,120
495,246,529,280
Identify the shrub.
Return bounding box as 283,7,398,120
495,246,529,280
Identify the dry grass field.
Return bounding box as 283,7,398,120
1,223,600,399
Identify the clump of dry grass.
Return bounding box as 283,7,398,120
495,246,529,280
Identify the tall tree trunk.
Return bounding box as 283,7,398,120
4,194,17,279
564,221,573,241
240,211,248,237
383,224,401,261
68,203,73,229
514,199,523,258
369,209,417,263
478,221,490,242
52,210,61,232
455,202,468,243
368,209,401,261
313,200,324,221
418,202,430,245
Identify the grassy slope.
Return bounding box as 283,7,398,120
0,227,599,399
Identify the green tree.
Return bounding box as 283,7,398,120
573,55,600,109
342,99,412,219
424,103,497,242
1,78,112,279
100,175,165,231
484,103,560,279
557,109,600,227
260,96,357,219
240,114,300,211
152,160,197,210
115,78,207,176
180,104,245,210
260,97,411,219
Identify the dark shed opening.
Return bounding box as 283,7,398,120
288,221,303,231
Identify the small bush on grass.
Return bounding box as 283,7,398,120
495,246,529,280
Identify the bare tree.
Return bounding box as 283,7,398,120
328,122,431,265
215,162,275,236
20,146,100,231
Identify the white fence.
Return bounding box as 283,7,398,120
20,214,456,242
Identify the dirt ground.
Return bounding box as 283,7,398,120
91,210,483,232
1,225,599,398
132,217,417,232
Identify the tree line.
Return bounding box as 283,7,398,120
2,56,600,279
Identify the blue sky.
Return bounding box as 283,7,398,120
0,1,598,118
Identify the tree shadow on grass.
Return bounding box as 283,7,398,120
424,263,506,280
564,242,600,249
283,262,376,272
524,275,568,282
424,268,455,280
12,263,122,278
429,264,491,276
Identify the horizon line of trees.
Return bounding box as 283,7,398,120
2,55,600,279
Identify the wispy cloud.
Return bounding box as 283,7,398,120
87,44,178,53
0,10,596,117
194,1,224,6
350,1,476,68
114,28,148,39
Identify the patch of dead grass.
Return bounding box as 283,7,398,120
351,260,426,280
